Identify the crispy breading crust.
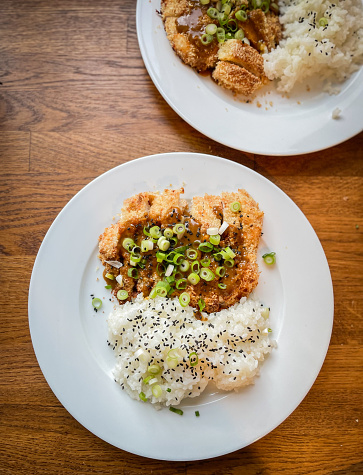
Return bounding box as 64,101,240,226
218,40,265,78
99,188,263,314
212,61,262,95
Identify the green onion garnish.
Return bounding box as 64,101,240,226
235,28,245,40
201,256,211,267
150,226,161,239
148,364,161,375
176,278,187,290
189,351,199,366
156,251,166,262
143,375,152,384
187,248,198,260
319,17,328,27
198,242,214,253
143,226,151,237
213,251,223,261
216,26,226,43
209,234,220,246
152,384,162,398
191,261,200,274
198,298,206,312
117,289,128,300
262,251,276,265
261,0,269,13
179,292,190,307
223,246,236,259
127,267,139,279
158,238,170,252
92,297,102,309
163,228,174,238
167,388,171,393
139,392,148,402
188,273,200,285
200,0,210,4
270,2,279,13
218,283,227,289
141,239,153,252
179,259,190,272
216,266,226,277
201,33,214,45
195,411,200,417
206,23,217,35
227,18,238,32
235,9,247,21
172,222,185,235
169,407,183,416
207,7,219,19
200,268,215,281
173,253,184,265
122,237,135,252
104,285,112,289
105,272,114,280
230,201,241,212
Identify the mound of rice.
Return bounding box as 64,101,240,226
107,294,275,408
263,0,363,92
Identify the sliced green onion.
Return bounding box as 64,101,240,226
195,411,200,417
268,328,272,333
169,236,178,246
143,375,153,384
319,17,328,27
156,286,168,297
206,23,218,35
227,19,238,32
172,253,184,265
187,248,198,260
221,3,231,15
200,268,215,281
179,292,190,307
166,356,179,369
92,297,102,309
189,351,199,366
270,2,279,13
152,384,162,398
201,33,214,45
225,32,234,40
167,348,181,360
213,251,224,261
200,0,210,4
230,201,241,212
218,11,229,26
141,239,153,252
169,407,183,415
159,239,170,252
209,234,220,246
127,268,139,279
167,388,171,393
176,278,187,290
188,273,200,285
207,7,219,18
218,283,227,289
150,226,161,239
105,272,114,280
216,26,226,43
143,226,151,237
139,392,148,402
198,298,206,312
242,37,250,45
104,285,112,289
149,287,158,299
235,28,245,40
192,239,201,249
165,251,176,263
224,246,236,259
198,242,214,253
130,255,141,266
117,289,128,300
235,9,247,21
122,237,135,251
164,228,174,238
261,1,269,13
156,251,166,262
201,256,211,267
179,259,190,272
216,266,226,277
262,251,276,265
148,364,161,375
191,261,200,274
261,307,270,319
224,258,234,268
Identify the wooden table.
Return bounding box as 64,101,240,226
1,1,362,473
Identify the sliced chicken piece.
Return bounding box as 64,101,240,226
218,40,265,78
212,61,262,95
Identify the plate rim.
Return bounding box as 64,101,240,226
28,152,334,460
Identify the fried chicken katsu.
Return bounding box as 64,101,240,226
99,188,263,316
161,0,282,95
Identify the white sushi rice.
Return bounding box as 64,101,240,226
107,294,276,408
263,0,363,93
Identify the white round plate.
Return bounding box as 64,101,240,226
136,0,363,155
29,153,333,461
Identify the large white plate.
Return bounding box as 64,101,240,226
29,153,333,461
136,0,363,155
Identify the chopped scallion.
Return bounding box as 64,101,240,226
92,297,102,309
179,292,191,307
169,407,183,415
117,289,128,300
262,251,276,265
230,201,241,212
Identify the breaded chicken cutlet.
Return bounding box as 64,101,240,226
160,0,282,96
99,188,263,316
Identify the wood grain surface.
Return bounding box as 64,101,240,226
0,1,362,474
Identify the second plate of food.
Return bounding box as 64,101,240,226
29,153,333,460
136,0,363,155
